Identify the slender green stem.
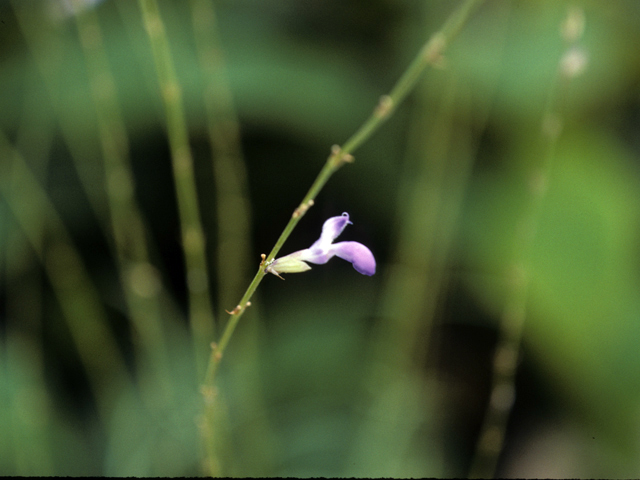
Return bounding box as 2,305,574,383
0,130,133,422
190,0,252,316
341,0,483,155
11,1,109,231
202,0,485,388
74,4,170,390
191,3,280,474
469,7,587,478
138,0,216,373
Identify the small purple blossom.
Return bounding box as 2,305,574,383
267,212,376,278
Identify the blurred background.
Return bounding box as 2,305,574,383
2,0,640,477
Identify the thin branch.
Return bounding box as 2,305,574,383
202,0,485,389
138,0,216,374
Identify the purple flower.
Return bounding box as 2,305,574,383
266,212,376,278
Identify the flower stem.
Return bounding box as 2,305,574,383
0,130,133,422
190,0,253,316
203,0,485,387
138,0,216,374
74,3,170,392
468,7,587,477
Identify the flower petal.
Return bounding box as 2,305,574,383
297,246,332,265
311,212,351,249
328,241,376,276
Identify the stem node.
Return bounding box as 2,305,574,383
292,199,315,218
374,94,394,119
423,33,446,67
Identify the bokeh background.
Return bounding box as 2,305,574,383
2,0,640,477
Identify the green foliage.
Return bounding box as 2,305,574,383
2,0,640,477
